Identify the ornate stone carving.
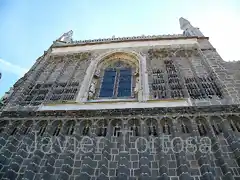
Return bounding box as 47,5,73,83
88,78,98,99
134,76,140,94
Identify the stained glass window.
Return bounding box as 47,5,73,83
98,61,133,98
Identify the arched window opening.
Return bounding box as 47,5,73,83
228,116,240,132
93,59,138,100
0,121,8,133
146,119,158,137
82,124,90,136
148,125,157,136
179,117,191,134
129,119,140,136
66,121,75,135
209,116,223,136
197,123,207,136
162,120,171,135
38,121,47,136
113,124,121,137
52,121,62,136
23,121,33,135
97,120,108,137
10,121,21,136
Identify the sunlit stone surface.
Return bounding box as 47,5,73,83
1,17,240,180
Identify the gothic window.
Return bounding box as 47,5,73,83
97,120,108,137
0,120,8,134
82,125,90,136
22,121,33,135
161,119,171,135
98,60,134,99
196,118,208,136
38,121,47,136
129,119,140,136
147,119,158,136
228,116,240,132
52,121,62,136
180,120,190,134
65,120,75,135
113,126,121,137
10,121,21,136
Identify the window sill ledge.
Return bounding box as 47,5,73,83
84,98,138,104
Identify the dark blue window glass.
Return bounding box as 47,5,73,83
117,69,132,97
99,69,116,97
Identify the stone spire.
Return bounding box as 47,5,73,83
179,17,204,37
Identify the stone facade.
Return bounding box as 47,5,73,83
1,17,240,180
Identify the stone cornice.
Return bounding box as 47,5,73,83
53,34,209,48
1,104,239,118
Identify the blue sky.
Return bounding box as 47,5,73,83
0,0,240,97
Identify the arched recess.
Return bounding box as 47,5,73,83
195,117,209,136
146,118,158,136
177,117,191,134
80,120,92,136
160,117,172,135
209,116,223,135
96,119,108,136
77,49,149,102
227,115,240,133
128,118,141,136
0,120,9,134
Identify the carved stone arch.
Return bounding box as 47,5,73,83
160,117,172,135
146,118,158,136
177,116,191,134
227,115,240,132
0,120,9,133
80,119,92,136
77,49,149,102
63,120,76,135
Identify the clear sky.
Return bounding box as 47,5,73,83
0,0,240,97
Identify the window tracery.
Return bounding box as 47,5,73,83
97,120,108,137
161,118,171,135
129,119,140,136
38,121,47,136
65,120,75,135
228,116,240,132
0,120,8,134
146,119,158,136
178,117,190,134
10,121,22,136
196,118,208,136
52,121,62,136
22,120,33,135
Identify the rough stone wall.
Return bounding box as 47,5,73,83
198,39,240,105
0,113,240,180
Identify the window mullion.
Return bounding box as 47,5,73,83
113,70,120,98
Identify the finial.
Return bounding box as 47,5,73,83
57,30,73,43
179,17,191,30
